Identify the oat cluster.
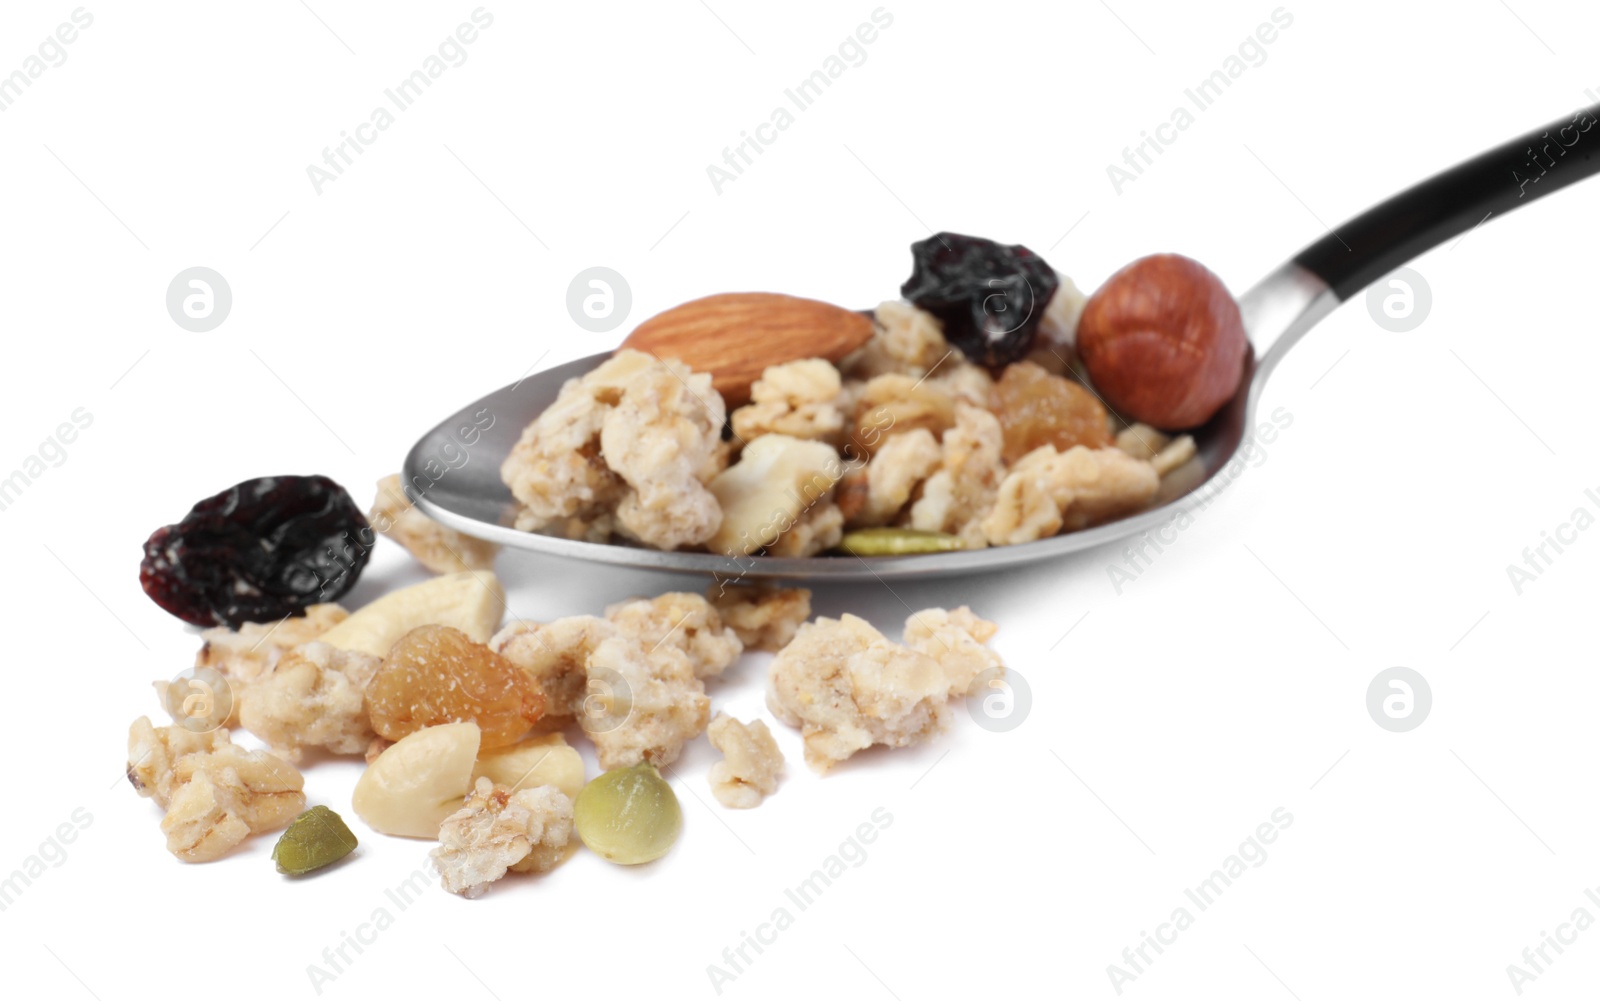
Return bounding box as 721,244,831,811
500,301,1193,558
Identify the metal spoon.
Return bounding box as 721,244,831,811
407,104,1600,581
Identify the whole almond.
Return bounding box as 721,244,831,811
620,293,873,407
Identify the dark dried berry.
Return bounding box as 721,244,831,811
140,475,372,628
900,232,1060,368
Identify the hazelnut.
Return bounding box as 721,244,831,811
1076,254,1246,430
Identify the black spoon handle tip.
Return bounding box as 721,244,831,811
1293,103,1600,301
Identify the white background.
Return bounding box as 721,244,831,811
1,1,1597,998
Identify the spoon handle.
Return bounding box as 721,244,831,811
1292,103,1600,301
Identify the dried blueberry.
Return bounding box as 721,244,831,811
900,233,1060,368
140,475,372,628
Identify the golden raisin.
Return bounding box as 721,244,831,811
993,361,1112,463
366,625,544,749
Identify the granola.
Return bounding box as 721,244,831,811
707,714,784,808
370,473,498,574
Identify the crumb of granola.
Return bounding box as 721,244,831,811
707,434,844,557
852,428,942,527
582,636,709,770
850,373,957,453
237,641,381,761
126,716,230,807
370,474,498,574
730,359,846,443
601,356,726,550
767,614,958,772
605,592,743,680
765,500,844,557
160,771,254,863
902,606,1002,697
129,721,306,863
908,402,1005,549
700,438,733,483
982,444,1159,544
193,604,349,719
528,512,618,541
841,301,951,379
707,585,812,652
707,713,784,808
496,607,716,769
927,361,996,408
431,777,574,896
833,465,870,524
500,350,653,532
1114,422,1171,460
491,616,618,717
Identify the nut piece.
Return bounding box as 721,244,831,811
317,571,505,658
431,777,575,896
370,474,499,574
1114,422,1171,460
600,356,725,550
706,585,812,652
162,742,306,863
707,434,844,558
619,292,874,407
981,445,1159,545
238,641,381,761
352,722,482,838
730,359,846,443
1077,254,1247,430
902,606,1002,697
707,714,784,809
491,616,617,718
604,592,743,680
1117,424,1197,477
1038,273,1089,349
908,402,1006,549
472,732,586,801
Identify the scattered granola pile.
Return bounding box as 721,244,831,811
128,476,1008,896
500,235,1241,559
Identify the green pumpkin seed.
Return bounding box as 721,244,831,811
835,527,964,557
573,762,681,865
273,805,358,876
